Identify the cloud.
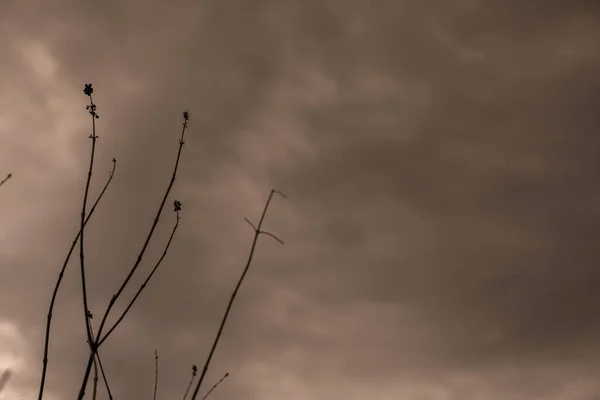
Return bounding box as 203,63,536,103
0,1,599,399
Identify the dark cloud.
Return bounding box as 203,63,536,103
0,1,599,399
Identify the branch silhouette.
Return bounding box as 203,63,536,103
98,210,180,346
78,83,101,357
153,350,160,400
201,372,229,400
182,365,197,400
190,188,285,400
76,110,190,400
37,158,116,400
35,84,293,400
92,357,98,400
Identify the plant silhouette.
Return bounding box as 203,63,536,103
36,83,286,400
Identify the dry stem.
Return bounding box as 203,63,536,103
76,111,189,400
37,159,115,400
190,188,285,400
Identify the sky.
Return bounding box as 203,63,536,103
0,0,599,399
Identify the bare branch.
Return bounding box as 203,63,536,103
243,217,257,232
95,112,189,343
78,87,101,365
37,159,115,400
92,357,98,400
77,112,190,399
201,373,229,400
98,211,180,346
190,188,285,400
89,325,113,400
95,350,113,400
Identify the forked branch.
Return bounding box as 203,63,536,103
37,159,115,400
76,111,190,400
189,188,285,400
98,209,181,346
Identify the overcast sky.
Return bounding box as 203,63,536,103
1,1,599,399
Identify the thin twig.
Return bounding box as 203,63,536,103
37,159,115,400
190,188,285,400
92,357,98,400
76,111,190,400
76,84,102,400
201,373,229,400
79,87,100,349
96,349,113,400
259,230,284,245
98,211,180,346
0,173,12,189
182,365,197,400
89,325,113,400
153,349,159,400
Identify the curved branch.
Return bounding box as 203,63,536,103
37,158,116,400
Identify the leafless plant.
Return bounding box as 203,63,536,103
73,86,189,400
37,83,287,400
78,83,100,362
33,83,187,400
92,325,113,400
190,188,285,400
37,158,116,400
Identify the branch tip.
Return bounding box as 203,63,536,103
244,217,257,231
272,189,286,198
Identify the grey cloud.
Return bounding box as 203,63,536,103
0,1,599,399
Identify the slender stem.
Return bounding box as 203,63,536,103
153,350,159,400
77,352,95,400
77,113,189,399
95,349,113,399
182,366,197,400
201,373,229,400
190,189,284,400
79,92,99,350
98,212,179,346
37,160,115,400
92,357,98,400
76,90,103,400
95,117,188,341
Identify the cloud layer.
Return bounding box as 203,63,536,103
1,1,599,399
